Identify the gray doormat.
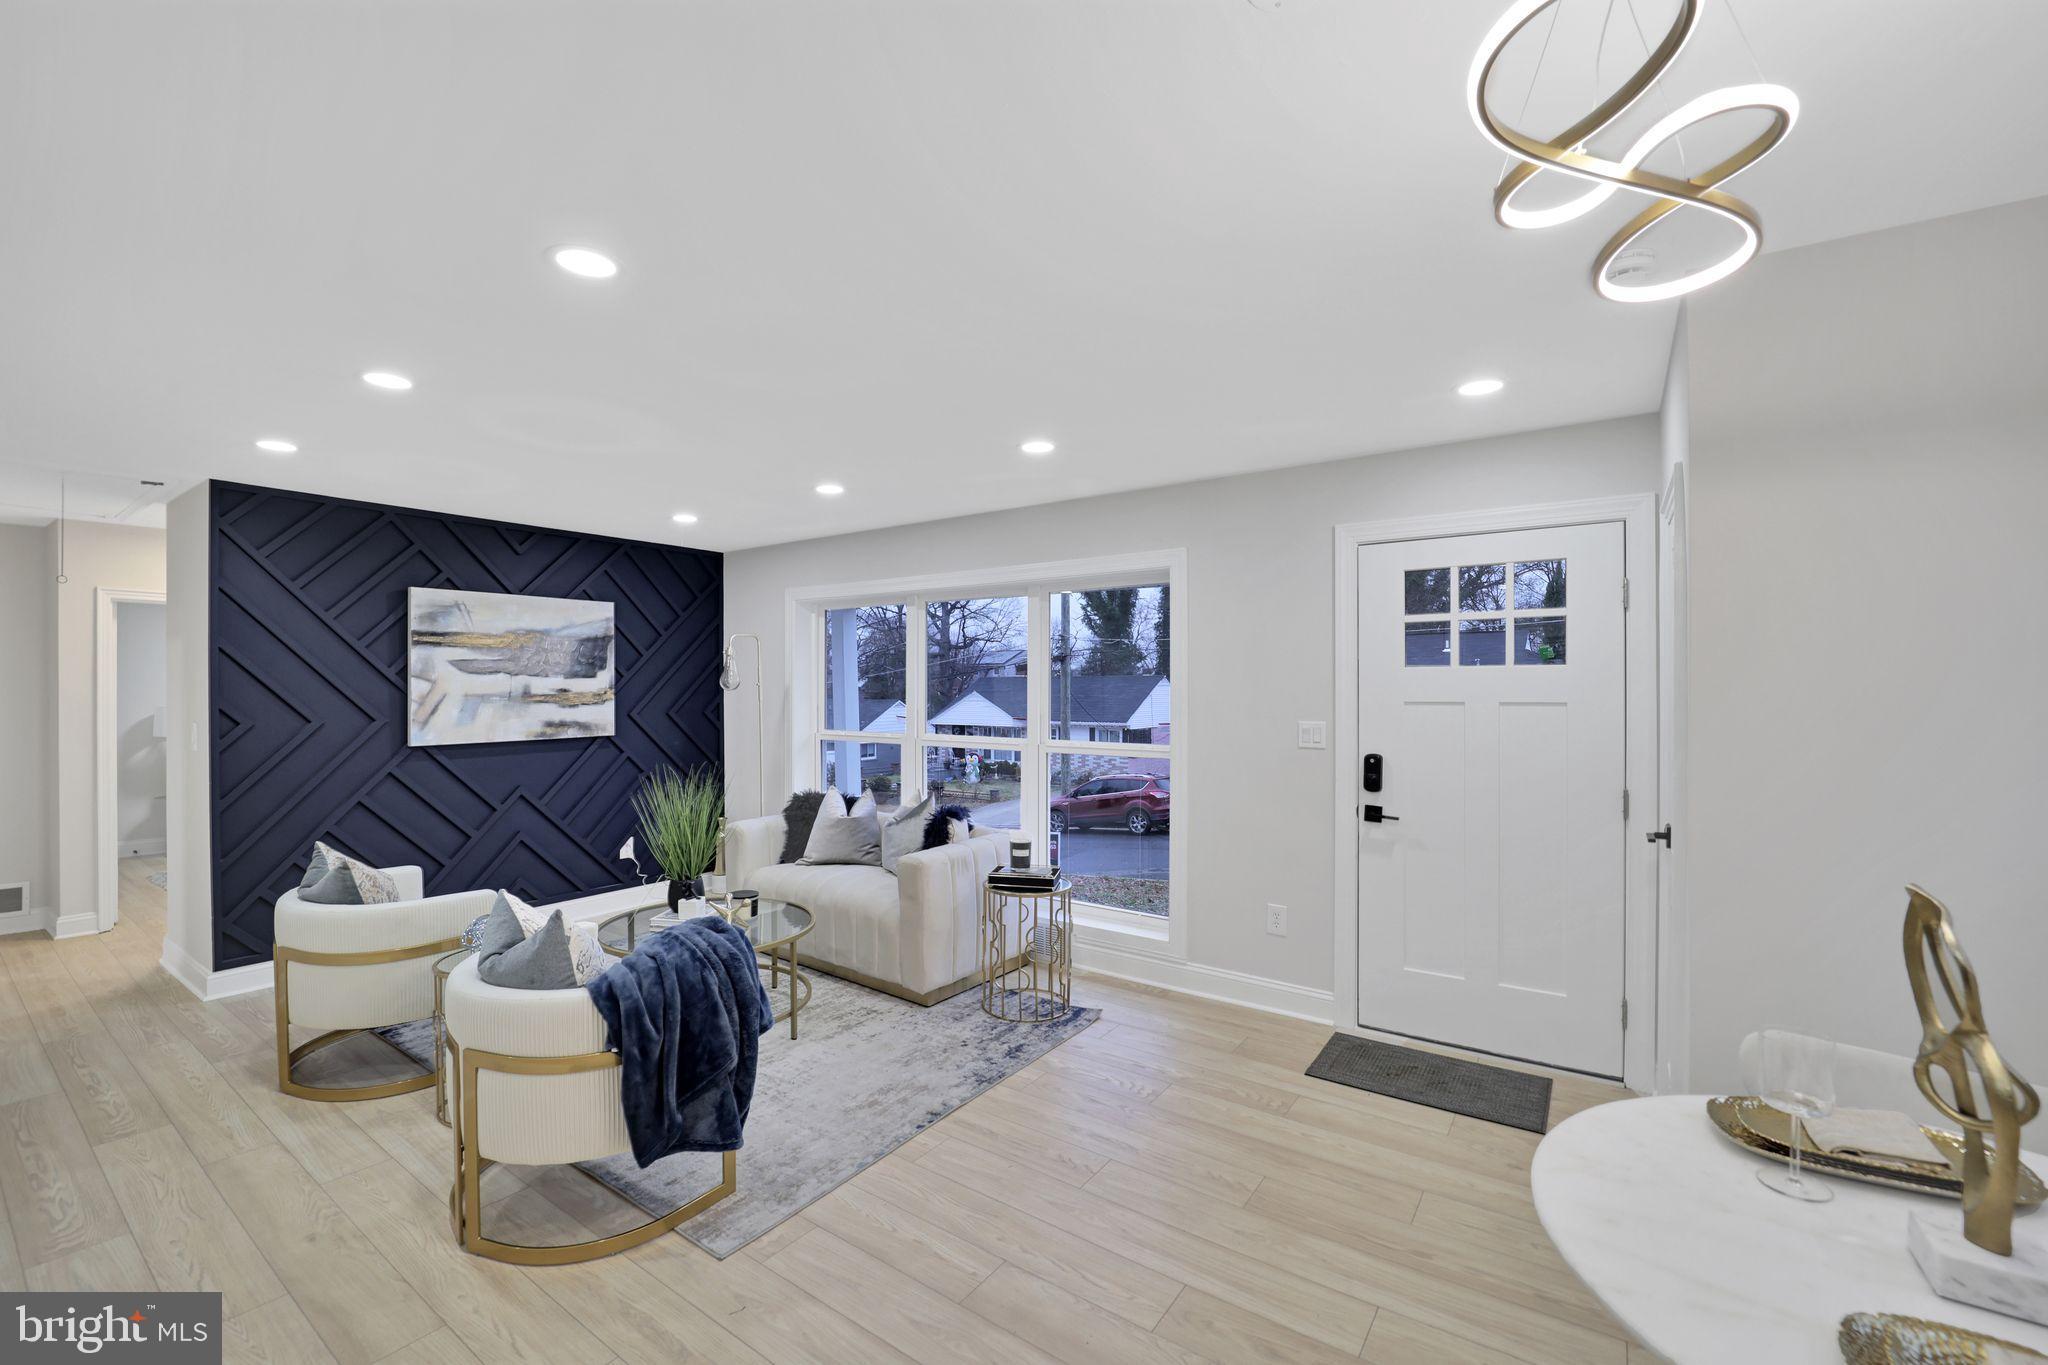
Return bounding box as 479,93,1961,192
1305,1034,1552,1133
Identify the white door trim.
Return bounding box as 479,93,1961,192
1332,495,1659,1089
95,586,168,936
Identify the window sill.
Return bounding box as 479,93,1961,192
1072,905,1173,950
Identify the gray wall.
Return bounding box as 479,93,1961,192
115,600,167,848
0,524,51,912
726,416,1660,996
1684,195,2048,1089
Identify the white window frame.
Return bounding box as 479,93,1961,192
786,549,1187,957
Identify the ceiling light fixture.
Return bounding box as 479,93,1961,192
670,512,699,525
814,483,845,497
552,247,619,280
1467,0,1797,302
361,370,414,391
255,438,299,454
1457,378,1505,398
1020,439,1056,456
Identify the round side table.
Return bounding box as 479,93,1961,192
980,880,1072,1023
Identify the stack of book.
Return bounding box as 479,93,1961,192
988,865,1062,893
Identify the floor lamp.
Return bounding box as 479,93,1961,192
719,633,765,817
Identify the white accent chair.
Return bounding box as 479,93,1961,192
440,956,735,1263
273,865,494,1102
725,812,1013,1005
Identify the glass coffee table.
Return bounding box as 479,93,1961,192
595,900,814,1039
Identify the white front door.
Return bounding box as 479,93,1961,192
1356,522,1627,1076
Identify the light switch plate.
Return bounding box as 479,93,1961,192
1297,721,1327,750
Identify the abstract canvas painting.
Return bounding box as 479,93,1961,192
407,587,615,746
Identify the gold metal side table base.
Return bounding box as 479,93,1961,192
980,881,1072,1023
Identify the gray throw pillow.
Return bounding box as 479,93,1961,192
779,791,834,864
879,793,934,876
799,788,882,866
298,841,399,905
475,894,581,990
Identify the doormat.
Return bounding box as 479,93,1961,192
1305,1034,1552,1133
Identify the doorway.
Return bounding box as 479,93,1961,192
95,588,168,933
1333,497,1658,1088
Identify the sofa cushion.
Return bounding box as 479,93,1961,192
779,791,833,864
799,789,881,867
298,841,399,905
880,794,934,875
753,862,899,926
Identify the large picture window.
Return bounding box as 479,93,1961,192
796,559,1180,937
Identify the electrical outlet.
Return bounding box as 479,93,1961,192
1296,721,1327,750
1265,903,1287,936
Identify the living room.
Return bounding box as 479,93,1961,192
2,3,2046,1363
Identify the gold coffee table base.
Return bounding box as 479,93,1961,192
981,882,1072,1023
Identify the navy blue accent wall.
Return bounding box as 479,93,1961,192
208,482,722,969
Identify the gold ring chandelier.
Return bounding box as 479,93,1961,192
1467,0,1798,302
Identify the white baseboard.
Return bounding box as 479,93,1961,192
0,905,54,937
50,910,101,939
161,937,273,1002
1074,935,1336,1025
120,839,168,858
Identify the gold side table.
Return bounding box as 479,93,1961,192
980,880,1072,1023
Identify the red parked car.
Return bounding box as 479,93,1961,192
1049,775,1170,836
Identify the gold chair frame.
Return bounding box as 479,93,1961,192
274,938,462,1102
445,1035,736,1265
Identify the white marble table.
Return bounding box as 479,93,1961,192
1532,1094,2048,1362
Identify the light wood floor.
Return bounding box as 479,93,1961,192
0,857,1652,1365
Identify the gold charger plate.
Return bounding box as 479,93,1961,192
1706,1097,2046,1206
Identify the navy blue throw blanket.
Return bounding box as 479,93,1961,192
585,917,773,1168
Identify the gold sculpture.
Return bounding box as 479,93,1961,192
1905,885,2041,1255
1466,0,1799,302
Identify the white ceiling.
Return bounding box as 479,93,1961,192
3,1,2044,550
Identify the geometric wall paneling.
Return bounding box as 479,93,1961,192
208,482,721,968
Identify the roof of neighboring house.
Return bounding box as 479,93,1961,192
930,674,1165,727
859,697,903,730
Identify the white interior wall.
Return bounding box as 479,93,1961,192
115,600,168,852
0,524,52,920
1684,195,2048,1091
163,485,214,986
726,416,1660,1002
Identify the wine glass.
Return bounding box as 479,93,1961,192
1750,1030,1838,1202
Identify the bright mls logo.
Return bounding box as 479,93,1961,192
5,1293,220,1362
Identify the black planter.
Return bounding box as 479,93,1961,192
666,876,704,910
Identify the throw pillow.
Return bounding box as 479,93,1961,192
475,892,596,989
799,788,882,866
879,793,935,875
779,791,835,864
298,841,400,905
921,803,974,851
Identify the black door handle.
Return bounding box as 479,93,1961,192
1646,824,1672,847
1362,805,1400,823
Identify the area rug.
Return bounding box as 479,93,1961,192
147,871,168,889
382,972,1095,1257
1305,1033,1552,1133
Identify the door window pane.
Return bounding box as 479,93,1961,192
1404,568,1451,615
925,745,1021,819
1459,564,1507,612
1459,618,1507,666
821,741,902,812
1049,584,1170,743
1405,619,1452,666
1514,615,1567,664
1047,753,1170,917
1513,560,1567,609
824,605,906,733
928,597,1028,740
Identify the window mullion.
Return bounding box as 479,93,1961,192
1024,591,1051,854
904,595,928,801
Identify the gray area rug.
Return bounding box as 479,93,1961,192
1306,1033,1552,1133
147,871,168,889
383,972,1095,1257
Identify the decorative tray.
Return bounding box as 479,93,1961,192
1706,1096,2046,1205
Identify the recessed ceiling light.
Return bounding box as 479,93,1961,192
361,370,414,391
254,438,298,454
552,247,619,280
1457,377,1505,397
814,483,846,497
1019,439,1057,456
670,512,699,525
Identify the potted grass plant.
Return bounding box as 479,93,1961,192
632,765,724,911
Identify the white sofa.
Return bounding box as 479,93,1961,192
725,811,1011,1005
